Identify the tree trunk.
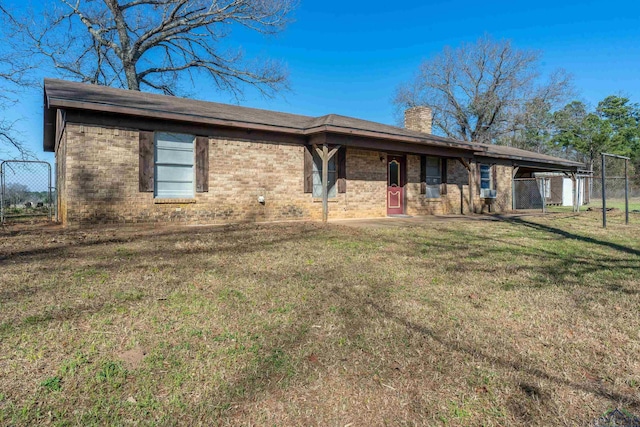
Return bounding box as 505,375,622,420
105,0,139,91
124,62,140,91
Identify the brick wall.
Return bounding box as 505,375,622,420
404,107,433,134
405,157,477,215
57,123,515,225
444,159,473,214
492,164,513,212
342,148,387,218
59,124,390,225
405,154,444,215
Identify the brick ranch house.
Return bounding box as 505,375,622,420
43,79,583,226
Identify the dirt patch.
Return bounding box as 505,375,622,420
117,346,147,370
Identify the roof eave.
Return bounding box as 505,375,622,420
47,96,307,136
475,152,584,170
305,125,478,152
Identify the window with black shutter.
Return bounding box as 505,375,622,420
138,131,209,197
304,145,346,195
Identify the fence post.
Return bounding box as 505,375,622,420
601,154,606,228
625,159,629,225
47,163,52,222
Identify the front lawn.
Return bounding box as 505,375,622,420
1,213,639,426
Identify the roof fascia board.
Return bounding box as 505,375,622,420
475,153,583,169
63,109,307,146
325,133,474,158
511,160,579,172
305,125,477,150
47,97,307,135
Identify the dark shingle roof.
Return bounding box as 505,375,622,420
44,78,312,132
44,79,471,148
475,144,582,168
43,78,584,169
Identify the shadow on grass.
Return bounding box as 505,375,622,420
331,283,640,413
495,214,640,257
410,219,640,296
0,222,328,328
0,222,321,262
2,218,639,423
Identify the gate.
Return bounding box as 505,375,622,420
0,160,55,224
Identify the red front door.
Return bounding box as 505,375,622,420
387,155,405,215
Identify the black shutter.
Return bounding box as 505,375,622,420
420,155,426,194
139,130,154,192
195,136,209,192
304,145,313,193
337,146,346,193
441,158,448,195
492,164,497,191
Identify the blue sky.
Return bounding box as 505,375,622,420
3,0,640,165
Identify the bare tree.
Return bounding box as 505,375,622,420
5,0,296,97
4,183,29,208
394,35,572,144
0,7,34,158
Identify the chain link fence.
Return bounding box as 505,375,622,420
1,160,55,224
591,176,640,200
514,175,587,213
514,178,544,210
590,176,640,225
588,155,640,226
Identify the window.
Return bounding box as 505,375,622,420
425,157,441,198
155,132,195,198
312,150,337,198
389,160,400,187
479,164,497,198
480,164,491,190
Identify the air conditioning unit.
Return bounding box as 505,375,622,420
480,189,497,199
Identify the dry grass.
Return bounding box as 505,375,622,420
0,213,639,426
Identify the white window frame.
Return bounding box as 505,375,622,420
479,164,498,198
154,132,195,199
480,164,492,190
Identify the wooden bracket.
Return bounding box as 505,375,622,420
312,143,341,222
458,157,470,171
313,144,339,161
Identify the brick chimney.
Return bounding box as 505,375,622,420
404,106,433,134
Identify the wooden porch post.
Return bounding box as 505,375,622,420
457,158,471,214
468,160,477,214
321,144,329,222
512,166,520,211
571,172,577,212
313,144,339,223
